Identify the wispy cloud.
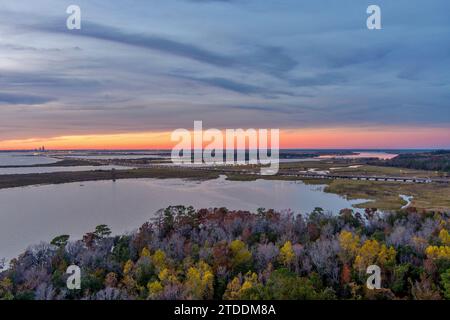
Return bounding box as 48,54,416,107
31,20,297,78
0,0,448,146
0,92,54,105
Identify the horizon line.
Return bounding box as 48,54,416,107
1,147,449,152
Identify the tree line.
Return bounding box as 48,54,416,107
1,205,450,300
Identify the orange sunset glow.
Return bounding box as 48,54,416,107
1,126,449,150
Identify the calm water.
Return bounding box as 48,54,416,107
0,176,366,263
0,165,132,175
318,151,397,160
65,155,166,160
0,152,58,166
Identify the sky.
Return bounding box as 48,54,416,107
0,0,449,149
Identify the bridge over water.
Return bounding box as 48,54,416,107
292,173,450,184
99,160,450,184
200,167,450,184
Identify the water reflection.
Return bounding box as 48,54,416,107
0,165,132,175
0,152,57,166
0,176,367,263
318,152,397,160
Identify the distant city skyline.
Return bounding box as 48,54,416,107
1,1,449,149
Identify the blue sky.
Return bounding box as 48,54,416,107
0,0,449,146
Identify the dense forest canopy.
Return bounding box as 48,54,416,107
374,150,450,172
1,205,450,300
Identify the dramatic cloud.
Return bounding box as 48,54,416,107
0,0,449,147
30,20,298,78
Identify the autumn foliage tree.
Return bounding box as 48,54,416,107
1,206,449,300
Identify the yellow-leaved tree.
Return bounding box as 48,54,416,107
354,239,396,272
229,240,252,270
425,245,450,260
439,229,450,246
184,260,214,299
339,230,360,263
425,230,450,261
152,249,167,272
223,272,259,300
122,259,138,294
377,244,397,266
123,259,134,275
0,278,13,300
279,241,295,267
140,247,151,258
147,280,163,299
